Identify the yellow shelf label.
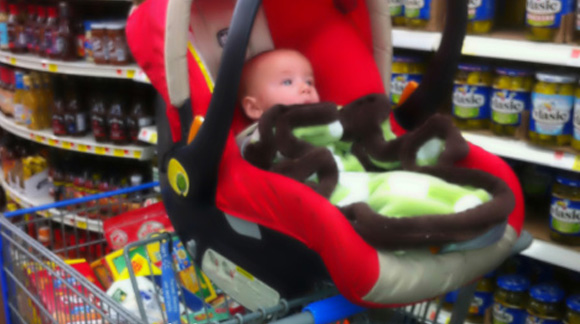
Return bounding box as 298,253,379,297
151,132,158,144
9,57,16,65
48,139,58,146
113,149,124,157
126,69,135,78
78,144,88,152
573,155,580,171
133,150,142,159
95,147,106,155
34,135,44,142
48,64,58,72
62,142,72,149
76,220,88,229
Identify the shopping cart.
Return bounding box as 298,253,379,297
0,183,533,324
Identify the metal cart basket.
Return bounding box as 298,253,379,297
0,183,532,324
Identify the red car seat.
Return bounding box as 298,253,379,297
126,0,524,309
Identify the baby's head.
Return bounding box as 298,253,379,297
240,49,320,121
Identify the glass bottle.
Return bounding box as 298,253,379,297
0,0,9,51
41,7,57,58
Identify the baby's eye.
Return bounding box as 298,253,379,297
282,79,292,86
306,80,314,86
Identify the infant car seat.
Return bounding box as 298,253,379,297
126,0,525,309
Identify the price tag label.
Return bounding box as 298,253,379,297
48,139,58,146
34,135,44,142
95,147,106,155
133,150,142,159
126,69,135,78
573,155,580,171
151,133,158,144
9,57,16,65
113,149,124,157
78,144,88,152
47,64,58,72
62,142,72,149
76,220,88,229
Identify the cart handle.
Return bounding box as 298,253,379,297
4,181,159,218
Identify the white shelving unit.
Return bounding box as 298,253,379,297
0,172,103,233
392,28,580,67
463,132,580,172
0,112,154,160
0,50,149,82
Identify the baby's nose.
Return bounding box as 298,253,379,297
301,83,311,93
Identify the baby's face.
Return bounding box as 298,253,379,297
242,50,320,120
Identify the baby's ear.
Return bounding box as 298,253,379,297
242,96,263,120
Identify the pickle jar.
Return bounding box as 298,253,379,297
493,275,530,324
526,283,565,324
572,83,580,150
467,271,497,323
467,0,496,34
390,55,424,107
452,63,493,130
491,67,533,137
565,295,580,324
526,0,574,42
529,72,576,147
404,0,432,29
550,174,580,245
390,0,405,26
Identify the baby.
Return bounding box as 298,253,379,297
236,49,507,250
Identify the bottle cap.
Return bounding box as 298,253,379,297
530,284,565,303
496,275,530,292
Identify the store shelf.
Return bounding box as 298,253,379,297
0,50,149,82
522,213,580,272
392,29,580,67
462,131,580,172
0,172,103,233
0,112,154,160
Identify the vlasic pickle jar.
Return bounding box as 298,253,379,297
565,295,580,324
493,275,530,324
404,0,432,29
526,283,565,324
526,0,574,42
491,68,533,136
550,174,580,245
529,72,576,147
390,0,405,26
467,0,496,34
572,83,580,150
443,273,495,324
452,63,493,129
390,55,424,107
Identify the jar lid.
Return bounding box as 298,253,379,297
536,72,576,84
496,275,530,292
556,175,580,188
495,67,532,77
529,284,565,303
567,295,580,312
393,55,423,63
458,63,491,72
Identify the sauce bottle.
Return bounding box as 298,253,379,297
13,71,25,125
108,88,129,145
52,2,76,61
127,85,153,144
0,0,9,51
64,79,87,136
33,6,46,55
51,77,67,136
24,5,36,53
90,80,108,142
22,74,40,130
29,73,46,129
41,7,57,58
8,5,25,53
41,74,53,128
